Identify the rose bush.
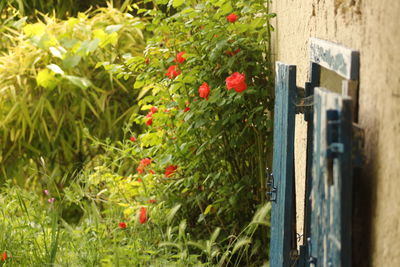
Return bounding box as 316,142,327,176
103,0,276,265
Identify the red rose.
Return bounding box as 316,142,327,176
150,106,158,113
137,165,144,174
138,178,141,182
145,111,153,118
226,72,247,93
146,117,153,126
176,51,186,64
199,82,211,100
118,222,127,229
139,207,148,224
166,65,181,79
130,136,136,142
1,252,7,261
165,165,178,177
140,158,152,166
184,107,190,112
226,13,238,23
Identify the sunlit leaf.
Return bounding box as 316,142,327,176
47,64,64,75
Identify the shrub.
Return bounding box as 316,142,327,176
97,0,275,265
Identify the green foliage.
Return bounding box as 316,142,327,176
0,0,275,265
0,7,145,181
94,0,275,265
0,0,136,19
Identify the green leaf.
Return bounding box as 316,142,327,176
232,238,251,255
62,54,81,69
78,39,100,55
204,204,213,215
36,69,58,90
47,64,65,75
220,2,233,14
187,241,206,252
49,46,64,59
65,75,92,89
167,204,182,224
158,242,183,251
23,23,45,37
134,79,144,89
105,24,123,34
210,227,221,243
173,0,185,8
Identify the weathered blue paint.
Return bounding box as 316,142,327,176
310,87,353,266
270,62,297,267
310,38,359,80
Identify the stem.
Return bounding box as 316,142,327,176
222,132,242,180
255,130,266,204
265,0,273,71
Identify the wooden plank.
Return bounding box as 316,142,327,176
310,38,359,80
297,62,320,266
310,87,353,266
270,62,297,267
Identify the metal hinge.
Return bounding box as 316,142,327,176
307,237,317,267
266,168,277,202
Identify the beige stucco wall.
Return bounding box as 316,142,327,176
271,0,400,265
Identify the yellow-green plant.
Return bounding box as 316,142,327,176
0,0,136,19
0,7,145,182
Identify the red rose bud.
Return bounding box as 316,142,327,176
176,51,186,64
118,222,127,229
198,82,211,100
148,199,157,204
226,72,247,93
165,65,181,79
139,207,148,224
146,118,153,126
226,48,241,56
165,165,178,177
184,107,190,112
227,13,238,23
145,58,150,64
130,136,136,142
1,251,6,261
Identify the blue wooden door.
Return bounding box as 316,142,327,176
269,62,297,267
309,87,353,266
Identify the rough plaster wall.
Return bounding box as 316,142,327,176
271,0,400,265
